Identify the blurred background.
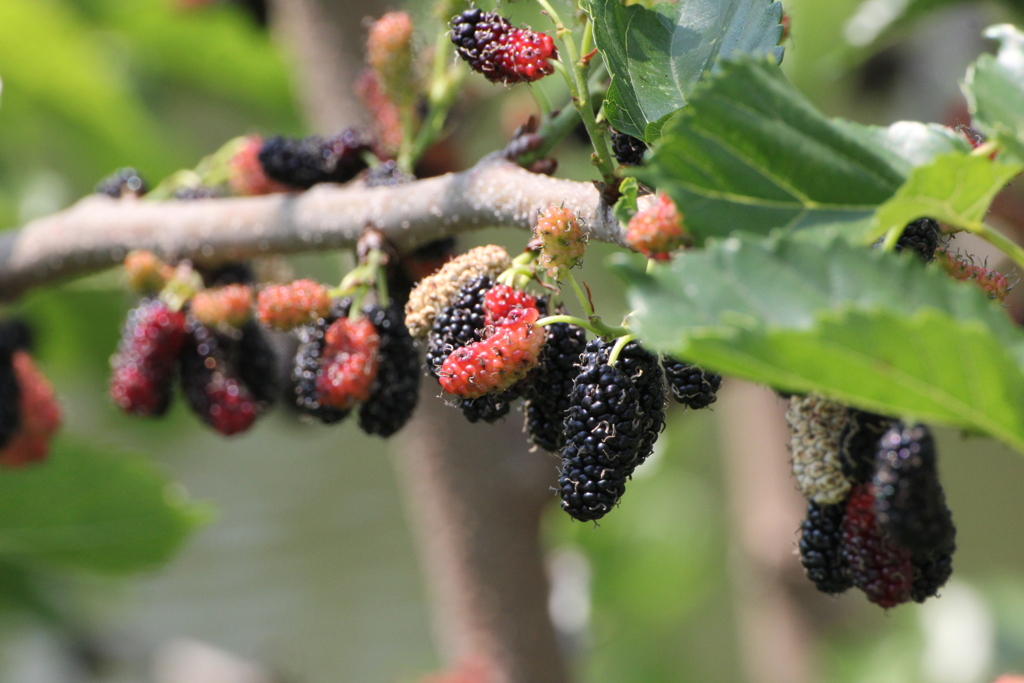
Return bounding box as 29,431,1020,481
4,0,1024,682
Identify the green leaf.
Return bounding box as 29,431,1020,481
965,24,1024,164
614,235,1024,453
590,0,784,142
613,177,641,225
868,152,1023,240
0,437,208,574
641,58,973,243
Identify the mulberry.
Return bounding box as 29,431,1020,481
625,194,688,261
257,279,333,331
610,130,647,166
237,321,280,406
123,250,173,294
405,245,510,337
911,543,955,602
484,283,537,325
558,339,643,522
662,356,721,409
873,423,955,556
459,392,517,423
358,303,420,437
799,501,852,595
0,354,19,451
258,130,372,189
842,483,913,608
0,352,62,467
426,276,492,378
936,249,1011,301
786,395,852,505
109,299,188,417
896,218,940,262
524,319,587,451
190,284,254,329
96,168,147,198
534,206,586,276
615,341,666,475
316,317,380,410
228,135,289,196
438,306,545,398
180,318,260,436
838,409,891,484
292,309,351,425
449,9,557,85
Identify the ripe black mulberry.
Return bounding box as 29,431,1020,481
358,303,420,437
799,500,852,595
558,339,643,522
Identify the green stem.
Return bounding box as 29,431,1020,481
536,314,602,336
349,286,369,319
880,226,902,252
536,314,631,340
579,16,594,57
607,333,637,367
529,83,553,118
976,223,1024,272
407,30,468,170
408,66,466,168
564,269,593,317
546,14,616,186
396,104,420,173
533,0,566,30
376,261,390,309
516,83,607,166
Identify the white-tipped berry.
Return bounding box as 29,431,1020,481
786,394,853,505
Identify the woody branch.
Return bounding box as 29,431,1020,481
0,154,633,302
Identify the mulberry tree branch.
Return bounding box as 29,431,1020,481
0,154,630,302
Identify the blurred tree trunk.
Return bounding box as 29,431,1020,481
268,3,570,681
268,0,375,132
394,389,569,683
715,381,818,683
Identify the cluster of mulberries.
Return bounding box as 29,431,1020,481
789,407,956,608
109,253,277,436
449,9,557,85
405,245,511,337
111,295,278,436
0,319,62,468
258,130,373,189
423,275,542,423
112,243,427,439
403,247,724,519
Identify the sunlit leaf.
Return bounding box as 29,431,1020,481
615,235,1024,453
